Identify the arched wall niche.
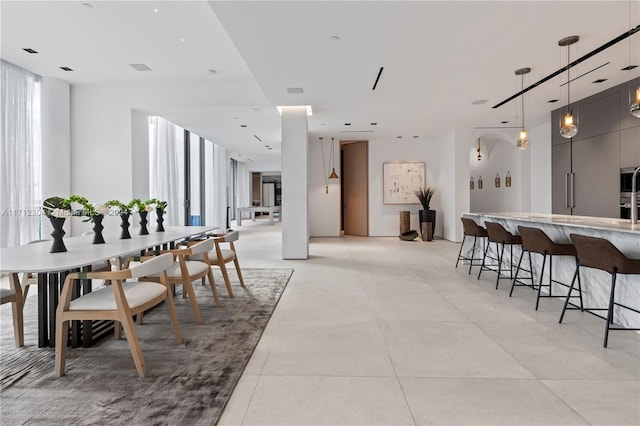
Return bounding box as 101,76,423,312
469,132,523,213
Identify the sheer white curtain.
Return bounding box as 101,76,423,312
212,143,227,227
1,60,41,248
149,116,182,226
236,162,250,210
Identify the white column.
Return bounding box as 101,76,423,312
281,107,309,259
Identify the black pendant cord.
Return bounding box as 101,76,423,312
521,74,525,129
567,46,571,115
320,138,328,189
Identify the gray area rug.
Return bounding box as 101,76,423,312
0,268,293,425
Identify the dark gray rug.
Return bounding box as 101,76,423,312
0,268,293,425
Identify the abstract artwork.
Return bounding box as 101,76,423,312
383,162,425,204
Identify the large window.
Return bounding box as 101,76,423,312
149,117,227,227
0,60,41,248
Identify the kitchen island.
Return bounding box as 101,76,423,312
462,212,640,329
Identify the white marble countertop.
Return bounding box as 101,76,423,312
464,212,640,235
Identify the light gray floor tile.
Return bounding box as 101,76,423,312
217,375,260,426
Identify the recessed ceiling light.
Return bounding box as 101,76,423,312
413,136,419,138
233,116,238,120
252,107,261,112
254,135,262,142
240,124,247,128
370,122,377,126
501,121,509,124
330,35,340,41
82,3,93,9
267,147,273,150
345,123,351,126
180,38,185,43
207,69,217,75
548,99,559,103
472,99,489,105
592,78,607,83
153,8,158,13
60,66,73,72
286,87,304,94
621,65,638,71
129,63,151,71
23,48,38,54
396,136,402,139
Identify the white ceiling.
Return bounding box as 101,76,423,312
2,1,639,166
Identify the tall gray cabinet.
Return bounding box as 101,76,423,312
551,77,640,217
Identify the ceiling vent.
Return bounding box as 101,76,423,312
60,66,73,71
622,65,638,71
23,48,38,54
593,78,608,83
286,87,304,94
129,63,152,72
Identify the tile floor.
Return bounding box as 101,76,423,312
219,221,639,426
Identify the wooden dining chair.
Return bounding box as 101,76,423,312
1,273,24,347
189,231,244,298
139,239,220,325
55,253,183,378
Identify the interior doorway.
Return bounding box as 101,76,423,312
341,141,369,236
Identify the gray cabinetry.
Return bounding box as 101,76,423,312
572,133,620,218
619,126,640,169
552,142,572,215
573,92,619,142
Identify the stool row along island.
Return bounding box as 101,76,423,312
460,212,640,344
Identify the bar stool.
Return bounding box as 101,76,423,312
478,221,523,289
456,217,489,274
511,226,581,311
559,234,640,347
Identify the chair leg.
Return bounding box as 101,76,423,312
207,269,221,306
137,312,144,325
576,266,584,311
535,253,548,311
509,249,525,297
183,281,203,325
164,289,183,344
9,274,24,347
55,319,70,377
559,264,579,324
528,251,535,290
495,242,505,289
219,263,235,298
455,235,467,268
478,241,491,280
118,315,146,377
604,271,618,348
233,256,245,287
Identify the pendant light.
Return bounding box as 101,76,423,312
328,137,339,180
515,67,531,149
629,0,640,117
559,35,579,138
319,137,329,193
631,88,640,117
476,138,482,161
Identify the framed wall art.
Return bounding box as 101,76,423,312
383,162,425,204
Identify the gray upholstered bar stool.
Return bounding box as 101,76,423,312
511,225,581,311
559,233,640,347
478,221,523,289
456,218,489,274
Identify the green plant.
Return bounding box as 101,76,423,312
127,198,146,213
104,200,131,214
42,196,71,218
414,187,436,210
66,195,99,221
145,198,167,213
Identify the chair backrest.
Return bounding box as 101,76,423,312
485,221,519,244
570,234,640,274
129,253,174,278
222,230,239,243
518,226,554,253
461,218,487,237
189,238,214,255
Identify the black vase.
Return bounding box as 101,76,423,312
156,208,165,232
92,215,105,244
120,213,131,239
139,211,149,235
49,217,67,253
418,209,436,238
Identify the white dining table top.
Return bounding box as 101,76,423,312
0,226,218,273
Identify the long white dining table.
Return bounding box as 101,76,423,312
0,225,218,347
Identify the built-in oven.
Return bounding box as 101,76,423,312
620,166,640,219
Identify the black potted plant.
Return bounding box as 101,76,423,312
105,199,132,239
67,195,107,244
42,196,73,253
414,187,436,240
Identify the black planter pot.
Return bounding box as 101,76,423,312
418,209,436,237
120,213,131,239
92,215,105,244
139,211,149,235
49,217,67,253
156,208,165,232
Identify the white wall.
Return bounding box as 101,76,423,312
308,138,340,237
529,121,552,214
